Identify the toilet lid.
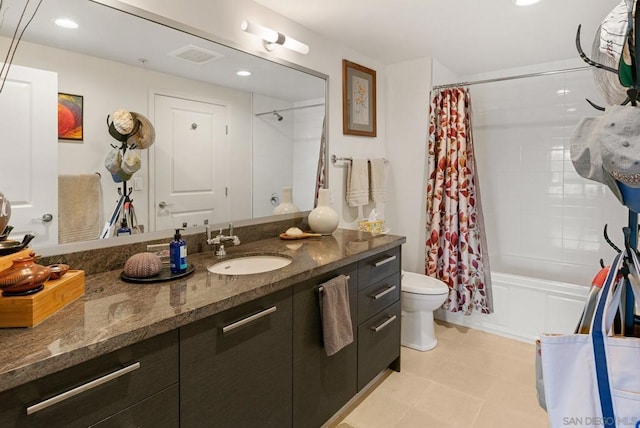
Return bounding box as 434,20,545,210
402,271,449,295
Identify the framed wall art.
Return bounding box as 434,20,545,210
342,59,376,137
58,92,83,141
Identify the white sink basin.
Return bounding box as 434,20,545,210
207,254,292,275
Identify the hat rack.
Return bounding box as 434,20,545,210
576,6,640,335
100,114,138,239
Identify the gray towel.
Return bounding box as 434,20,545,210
319,275,353,356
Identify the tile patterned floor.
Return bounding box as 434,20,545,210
337,321,549,428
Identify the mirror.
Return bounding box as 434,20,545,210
0,0,327,250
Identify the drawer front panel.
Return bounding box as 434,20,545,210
90,384,179,428
358,273,400,324
357,301,401,391
357,246,401,290
0,330,179,428
180,287,293,428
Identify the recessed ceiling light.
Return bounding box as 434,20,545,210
237,70,251,77
556,89,570,95
54,18,78,29
514,0,540,6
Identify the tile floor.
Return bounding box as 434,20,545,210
337,321,549,428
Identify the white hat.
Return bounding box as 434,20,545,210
121,150,141,175
112,109,134,135
104,147,122,174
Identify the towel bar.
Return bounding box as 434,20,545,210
317,275,351,293
331,155,388,164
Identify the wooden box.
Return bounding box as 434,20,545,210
0,248,34,273
0,270,85,328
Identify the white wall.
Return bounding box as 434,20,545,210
117,0,387,230
11,38,253,238
385,58,431,273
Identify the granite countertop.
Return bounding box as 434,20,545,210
0,229,405,393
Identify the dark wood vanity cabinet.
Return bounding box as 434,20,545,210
356,246,402,391
0,330,179,428
180,287,293,428
292,263,359,428
0,243,403,428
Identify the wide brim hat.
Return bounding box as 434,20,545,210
600,104,640,187
570,114,623,203
127,112,155,149
107,110,140,143
592,25,627,106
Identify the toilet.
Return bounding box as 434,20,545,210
401,271,449,351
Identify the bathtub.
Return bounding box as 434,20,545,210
433,272,590,343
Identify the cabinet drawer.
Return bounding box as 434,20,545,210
180,287,293,428
358,273,400,324
90,384,178,428
357,301,401,391
357,246,401,290
0,330,179,428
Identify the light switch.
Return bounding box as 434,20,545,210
133,177,143,191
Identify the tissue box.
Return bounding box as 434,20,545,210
358,220,385,233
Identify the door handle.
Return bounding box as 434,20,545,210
158,201,173,209
26,362,141,415
35,213,53,223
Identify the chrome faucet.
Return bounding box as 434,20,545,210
205,221,240,256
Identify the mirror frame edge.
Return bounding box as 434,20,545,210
33,0,330,256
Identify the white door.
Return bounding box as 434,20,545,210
0,64,58,247
153,95,229,231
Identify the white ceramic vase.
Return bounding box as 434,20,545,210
308,189,339,235
273,187,300,215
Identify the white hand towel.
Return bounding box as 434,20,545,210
346,158,369,207
369,158,386,203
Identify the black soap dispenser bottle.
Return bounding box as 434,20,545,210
170,228,187,274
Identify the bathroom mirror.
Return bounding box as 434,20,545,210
0,0,327,250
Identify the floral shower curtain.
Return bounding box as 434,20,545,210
426,87,493,314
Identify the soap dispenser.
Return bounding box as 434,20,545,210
170,228,187,273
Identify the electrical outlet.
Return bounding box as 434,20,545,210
133,177,143,191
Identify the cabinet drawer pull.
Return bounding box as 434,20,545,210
370,285,397,300
371,315,397,333
222,306,277,334
373,255,396,267
26,362,141,415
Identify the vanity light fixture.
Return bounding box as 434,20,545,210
514,0,540,5
54,18,79,29
240,20,309,55
237,70,252,76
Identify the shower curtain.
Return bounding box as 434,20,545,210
426,87,493,314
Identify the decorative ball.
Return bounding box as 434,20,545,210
123,252,163,278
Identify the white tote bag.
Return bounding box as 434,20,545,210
540,252,640,428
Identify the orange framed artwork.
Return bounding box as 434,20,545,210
58,92,83,141
342,59,376,137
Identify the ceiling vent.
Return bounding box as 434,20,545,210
168,45,223,64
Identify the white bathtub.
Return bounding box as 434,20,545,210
433,272,590,343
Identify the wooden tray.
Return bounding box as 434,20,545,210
279,232,322,240
0,248,34,274
0,270,85,328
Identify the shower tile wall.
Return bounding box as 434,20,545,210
472,69,627,286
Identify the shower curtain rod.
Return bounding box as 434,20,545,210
431,66,591,90
255,102,325,117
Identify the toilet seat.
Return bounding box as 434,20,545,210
402,271,448,295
